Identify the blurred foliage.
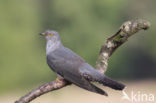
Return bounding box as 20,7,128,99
0,0,156,93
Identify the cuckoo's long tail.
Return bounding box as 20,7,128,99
99,76,125,90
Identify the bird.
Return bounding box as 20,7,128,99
40,30,125,96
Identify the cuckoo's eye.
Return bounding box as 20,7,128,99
49,33,54,37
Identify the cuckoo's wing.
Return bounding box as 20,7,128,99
47,46,107,95
62,70,108,96
46,46,85,75
79,63,125,90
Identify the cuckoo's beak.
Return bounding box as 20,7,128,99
40,33,46,36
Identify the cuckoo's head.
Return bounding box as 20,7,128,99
40,30,60,41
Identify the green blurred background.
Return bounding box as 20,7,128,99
0,0,156,95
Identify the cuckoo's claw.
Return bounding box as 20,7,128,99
56,77,63,83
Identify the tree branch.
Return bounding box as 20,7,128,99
15,19,150,103
96,19,150,74
15,78,71,103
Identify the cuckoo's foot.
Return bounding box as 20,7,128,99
56,77,63,83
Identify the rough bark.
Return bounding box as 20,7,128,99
15,19,150,103
96,19,150,74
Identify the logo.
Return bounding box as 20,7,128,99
121,89,155,102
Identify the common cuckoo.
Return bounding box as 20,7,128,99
40,30,125,96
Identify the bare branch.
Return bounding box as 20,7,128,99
15,79,71,103
15,19,150,103
96,19,150,74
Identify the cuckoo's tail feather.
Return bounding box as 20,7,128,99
79,63,125,91
99,76,125,90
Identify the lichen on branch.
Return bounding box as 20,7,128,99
96,19,150,74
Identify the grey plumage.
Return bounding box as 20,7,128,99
41,30,125,96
